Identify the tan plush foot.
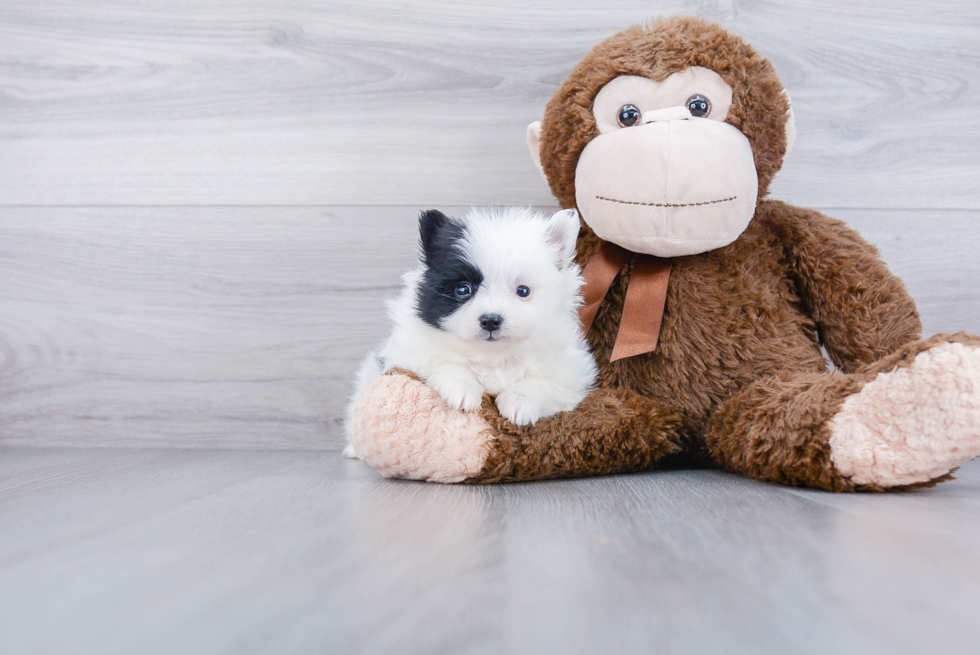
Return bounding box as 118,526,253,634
829,342,980,487
348,372,494,483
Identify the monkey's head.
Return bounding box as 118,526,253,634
528,17,795,257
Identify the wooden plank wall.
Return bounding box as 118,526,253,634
1,0,978,449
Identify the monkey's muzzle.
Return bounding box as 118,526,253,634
574,116,758,257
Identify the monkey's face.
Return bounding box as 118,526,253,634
529,18,796,259
573,68,758,257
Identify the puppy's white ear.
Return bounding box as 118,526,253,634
527,121,547,181
545,208,581,267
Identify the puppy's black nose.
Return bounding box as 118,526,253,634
479,313,503,332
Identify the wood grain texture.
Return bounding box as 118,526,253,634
0,0,978,207
1,447,979,654
0,206,418,449
0,206,976,449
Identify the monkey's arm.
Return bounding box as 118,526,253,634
471,385,698,483
762,200,922,373
347,369,698,483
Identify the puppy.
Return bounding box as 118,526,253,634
345,206,597,456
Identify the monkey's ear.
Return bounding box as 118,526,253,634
418,209,452,264
783,90,797,160
527,121,547,180
544,208,581,267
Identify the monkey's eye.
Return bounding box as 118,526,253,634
454,282,473,300
516,285,530,298
686,94,711,118
617,104,642,128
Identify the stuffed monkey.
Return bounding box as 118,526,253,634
348,16,980,491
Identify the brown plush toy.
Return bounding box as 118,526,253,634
348,16,980,491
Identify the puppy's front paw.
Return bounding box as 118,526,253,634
430,377,484,412
495,390,544,427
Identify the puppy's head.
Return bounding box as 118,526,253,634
415,207,581,347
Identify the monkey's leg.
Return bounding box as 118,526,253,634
704,333,980,491
348,369,697,484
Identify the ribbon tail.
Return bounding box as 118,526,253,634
610,255,671,362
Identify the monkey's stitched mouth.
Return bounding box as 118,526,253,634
596,195,736,208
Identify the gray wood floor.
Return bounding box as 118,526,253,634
1,446,979,655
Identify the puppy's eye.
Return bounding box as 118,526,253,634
686,94,711,118
617,104,641,128
516,285,530,298
453,282,472,300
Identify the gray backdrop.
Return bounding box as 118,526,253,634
1,0,978,449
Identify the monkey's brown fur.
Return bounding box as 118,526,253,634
463,17,978,490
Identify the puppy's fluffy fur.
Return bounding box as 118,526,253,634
345,206,597,456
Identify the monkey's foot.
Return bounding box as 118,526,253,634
348,370,494,483
830,341,980,487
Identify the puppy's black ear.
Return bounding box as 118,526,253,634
418,209,453,265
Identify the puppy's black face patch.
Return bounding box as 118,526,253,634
416,210,483,329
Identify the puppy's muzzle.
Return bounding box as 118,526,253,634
479,313,503,337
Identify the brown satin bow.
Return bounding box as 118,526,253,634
578,242,672,362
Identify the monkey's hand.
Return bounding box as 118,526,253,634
346,368,495,483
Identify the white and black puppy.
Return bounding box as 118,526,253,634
345,206,597,454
